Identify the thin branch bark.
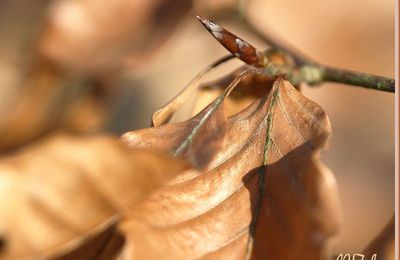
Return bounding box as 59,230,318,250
234,0,395,93
261,62,395,93
321,66,395,92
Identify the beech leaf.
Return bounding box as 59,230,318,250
0,134,188,259
192,67,277,117
123,70,252,169
120,78,341,259
151,55,234,127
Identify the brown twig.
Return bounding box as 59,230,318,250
232,0,395,93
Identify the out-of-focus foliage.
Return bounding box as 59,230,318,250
0,134,188,258
0,0,394,259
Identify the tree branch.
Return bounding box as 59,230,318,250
261,62,395,93
321,66,395,92
233,0,395,93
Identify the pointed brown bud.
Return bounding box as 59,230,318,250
197,15,266,68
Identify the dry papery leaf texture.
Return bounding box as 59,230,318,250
192,67,299,118
0,134,189,259
121,76,341,259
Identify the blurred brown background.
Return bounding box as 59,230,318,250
0,0,394,256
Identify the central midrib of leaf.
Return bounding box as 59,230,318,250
172,71,249,158
245,83,280,260
171,75,281,260
172,94,225,157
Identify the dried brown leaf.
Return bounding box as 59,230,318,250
192,67,276,117
151,55,234,127
191,52,299,118
0,134,188,259
120,78,341,259
123,70,251,169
